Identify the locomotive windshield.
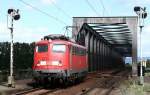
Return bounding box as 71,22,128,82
52,44,66,53
36,45,48,53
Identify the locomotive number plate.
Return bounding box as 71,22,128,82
40,61,46,65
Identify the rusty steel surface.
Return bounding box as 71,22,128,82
14,88,43,95
19,88,59,95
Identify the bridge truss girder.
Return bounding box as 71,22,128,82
72,16,138,75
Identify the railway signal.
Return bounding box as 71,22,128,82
134,6,147,85
7,8,20,87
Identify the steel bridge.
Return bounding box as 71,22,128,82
72,16,138,75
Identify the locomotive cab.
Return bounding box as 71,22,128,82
33,41,70,79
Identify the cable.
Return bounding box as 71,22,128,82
85,0,100,16
50,0,71,19
98,0,109,16
19,0,68,25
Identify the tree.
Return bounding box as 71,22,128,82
146,59,150,68
0,42,35,70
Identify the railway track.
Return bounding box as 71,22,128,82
8,69,129,95
13,87,59,95
78,70,130,95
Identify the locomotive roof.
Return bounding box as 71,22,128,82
52,40,86,49
36,39,86,49
36,34,86,49
44,34,69,41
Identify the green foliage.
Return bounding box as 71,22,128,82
120,79,145,95
0,42,35,70
146,59,150,68
0,42,10,70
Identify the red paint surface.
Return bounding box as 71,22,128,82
33,40,87,73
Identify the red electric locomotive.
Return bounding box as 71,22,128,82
33,34,88,85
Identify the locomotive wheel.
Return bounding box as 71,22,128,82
63,78,69,88
74,78,79,84
43,77,49,88
33,79,40,88
49,78,58,88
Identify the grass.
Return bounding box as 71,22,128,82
119,76,150,95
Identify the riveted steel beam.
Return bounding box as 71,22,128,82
94,38,97,71
90,35,94,71
85,32,91,71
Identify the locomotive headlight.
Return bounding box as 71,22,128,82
52,61,62,66
40,61,46,65
36,64,41,66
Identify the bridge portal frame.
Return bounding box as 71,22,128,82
72,16,138,76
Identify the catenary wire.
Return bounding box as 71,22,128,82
98,0,109,16
49,0,72,19
19,0,68,25
85,0,100,16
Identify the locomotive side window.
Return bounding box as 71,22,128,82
52,44,66,53
72,46,86,56
36,45,48,53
